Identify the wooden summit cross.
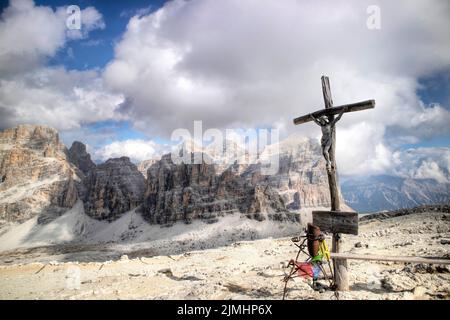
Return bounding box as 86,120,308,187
293,76,375,291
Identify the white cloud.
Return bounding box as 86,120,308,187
337,119,450,181
336,121,394,176
0,0,123,131
65,6,105,40
414,161,448,183
0,66,125,131
0,0,104,76
102,0,450,177
0,0,65,76
393,147,450,183
93,139,168,163
1,0,449,180
104,0,450,131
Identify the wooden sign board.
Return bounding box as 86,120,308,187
312,211,359,235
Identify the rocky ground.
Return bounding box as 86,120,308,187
0,210,449,300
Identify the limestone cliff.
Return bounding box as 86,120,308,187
82,157,146,221
141,135,337,224
137,158,160,179
0,126,346,225
0,125,78,223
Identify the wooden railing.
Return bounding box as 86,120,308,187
331,252,450,265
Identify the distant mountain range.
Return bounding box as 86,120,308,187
0,125,336,225
1,124,449,228
342,175,450,213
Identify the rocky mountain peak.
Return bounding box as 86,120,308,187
0,124,77,223
0,124,348,224
82,156,146,220
68,141,96,176
105,156,132,165
0,124,59,142
137,158,160,178
342,175,450,212
140,136,333,224
0,124,66,159
69,141,88,154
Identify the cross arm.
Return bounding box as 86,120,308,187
293,99,375,125
309,113,322,126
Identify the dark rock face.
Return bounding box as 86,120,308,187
141,153,290,224
83,157,146,220
68,141,96,176
142,153,222,224
140,136,344,225
0,127,344,225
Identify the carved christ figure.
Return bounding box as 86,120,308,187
311,108,346,171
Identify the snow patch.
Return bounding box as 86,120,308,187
0,200,312,254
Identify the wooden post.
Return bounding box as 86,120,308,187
321,76,349,291
293,76,375,292
331,252,450,265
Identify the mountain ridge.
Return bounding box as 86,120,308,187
1,124,449,229
342,174,450,213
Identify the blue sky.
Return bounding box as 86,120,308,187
48,0,172,149
0,0,449,180
0,0,170,149
38,0,169,146
42,0,168,70
34,0,450,151
61,0,450,155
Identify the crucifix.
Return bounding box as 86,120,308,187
293,76,375,291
